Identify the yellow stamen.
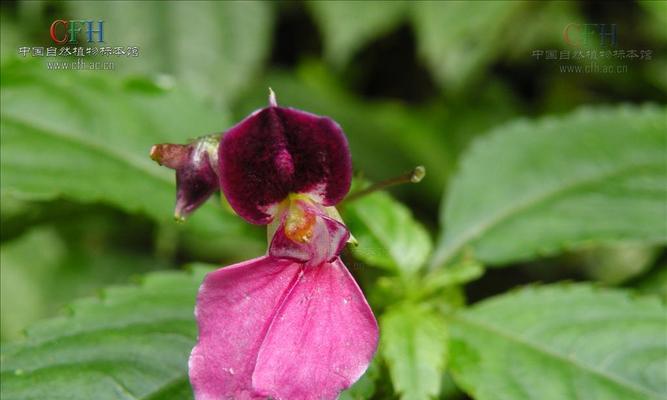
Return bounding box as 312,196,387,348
282,194,317,243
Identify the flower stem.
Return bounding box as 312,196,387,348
344,166,425,203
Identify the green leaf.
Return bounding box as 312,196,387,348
432,105,667,268
411,1,523,91
1,228,66,341
633,265,667,300
0,266,212,400
573,243,660,284
307,1,566,95
343,190,432,274
422,255,484,294
0,61,263,260
500,1,581,61
1,207,175,341
0,11,21,65
380,303,448,400
65,1,273,107
307,1,407,66
449,284,667,400
639,0,667,42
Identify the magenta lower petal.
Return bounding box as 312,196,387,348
252,259,379,400
189,256,302,399
219,106,352,224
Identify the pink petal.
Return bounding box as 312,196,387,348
252,259,379,400
219,107,352,224
269,200,349,267
189,256,302,399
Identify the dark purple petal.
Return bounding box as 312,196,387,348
150,135,220,219
189,256,302,399
269,199,349,267
219,106,352,224
252,258,379,399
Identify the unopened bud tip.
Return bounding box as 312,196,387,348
410,166,426,183
268,87,277,107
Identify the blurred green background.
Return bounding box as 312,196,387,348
1,0,665,348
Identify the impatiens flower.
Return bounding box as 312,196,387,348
152,93,379,399
150,134,220,220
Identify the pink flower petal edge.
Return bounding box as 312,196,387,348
189,256,378,400
189,256,300,399
253,258,378,400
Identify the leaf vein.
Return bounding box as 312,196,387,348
453,313,666,399
434,162,661,266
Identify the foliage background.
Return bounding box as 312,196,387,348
1,1,666,400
